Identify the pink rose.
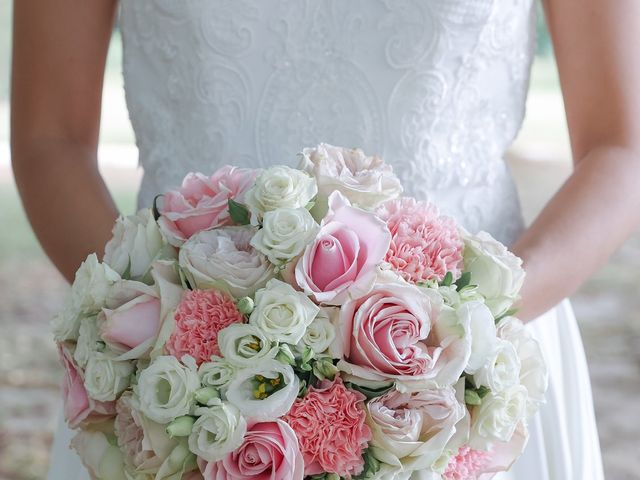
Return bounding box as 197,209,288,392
367,386,466,471
284,378,371,478
159,166,259,246
376,197,464,283
295,192,391,305
59,344,116,428
166,289,246,366
199,420,304,480
99,288,161,360
338,279,465,388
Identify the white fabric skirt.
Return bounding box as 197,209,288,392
47,300,604,480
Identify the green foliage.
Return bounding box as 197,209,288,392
228,199,251,225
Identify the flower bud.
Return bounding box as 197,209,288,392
166,415,196,438
236,297,254,315
195,387,220,405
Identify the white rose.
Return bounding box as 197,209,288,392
295,307,339,357
188,401,247,462
104,209,175,282
198,356,238,396
497,316,548,415
226,360,299,421
179,226,274,298
462,231,525,317
51,254,121,342
74,316,101,369
250,207,319,266
218,323,278,367
245,165,317,216
71,423,127,480
470,385,528,447
298,143,403,217
84,353,134,402
457,301,498,375
136,355,200,424
473,339,521,393
249,279,320,344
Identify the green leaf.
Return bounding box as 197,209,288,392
476,386,490,399
465,389,482,406
440,271,454,287
228,199,251,225
121,258,132,280
455,271,472,290
152,194,164,221
345,381,394,400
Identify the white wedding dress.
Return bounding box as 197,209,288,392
48,1,604,479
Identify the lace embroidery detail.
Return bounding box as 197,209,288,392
119,0,536,245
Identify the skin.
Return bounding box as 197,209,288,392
11,1,640,320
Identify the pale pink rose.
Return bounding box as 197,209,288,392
367,386,466,471
476,423,529,479
284,378,371,478
59,344,116,428
159,166,260,246
166,289,246,366
294,191,391,305
100,294,161,360
376,197,464,283
199,420,304,480
444,445,491,480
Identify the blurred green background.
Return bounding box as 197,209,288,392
1,2,639,480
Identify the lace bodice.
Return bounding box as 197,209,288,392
120,0,536,245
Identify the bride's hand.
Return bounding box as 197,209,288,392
11,0,120,282
513,0,640,320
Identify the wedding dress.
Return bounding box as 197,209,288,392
48,1,604,479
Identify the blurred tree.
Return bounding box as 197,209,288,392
536,1,554,57
0,0,12,101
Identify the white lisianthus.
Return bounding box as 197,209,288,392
470,385,528,447
225,360,299,421
84,353,134,402
438,284,484,309
462,231,525,317
136,356,200,424
249,279,320,345
188,401,247,462
473,339,521,393
218,324,278,367
459,301,498,375
71,423,127,480
295,307,339,358
52,254,121,342
179,227,274,298
298,143,403,217
198,356,237,395
74,316,102,369
250,207,319,266
104,209,175,282
244,165,317,216
497,316,548,414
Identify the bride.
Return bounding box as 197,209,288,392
11,0,639,478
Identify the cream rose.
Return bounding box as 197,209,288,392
249,279,320,345
470,385,528,447
83,353,134,402
136,355,200,424
250,207,319,266
179,226,274,298
298,143,403,217
245,165,317,216
462,231,525,317
295,307,339,358
188,401,247,462
74,316,101,369
473,339,521,393
104,209,175,282
218,323,278,367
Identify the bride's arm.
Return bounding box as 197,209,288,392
11,0,120,283
513,0,640,320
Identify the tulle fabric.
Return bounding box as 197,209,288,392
47,300,604,480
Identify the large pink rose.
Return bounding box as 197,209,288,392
294,191,391,305
59,344,116,428
158,166,259,246
376,197,464,283
199,420,304,480
338,279,467,389
284,378,371,478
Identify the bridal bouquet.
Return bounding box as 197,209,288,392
52,143,547,480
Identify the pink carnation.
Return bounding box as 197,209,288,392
376,197,464,283
444,445,491,480
284,377,371,478
166,289,245,365
158,166,259,246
